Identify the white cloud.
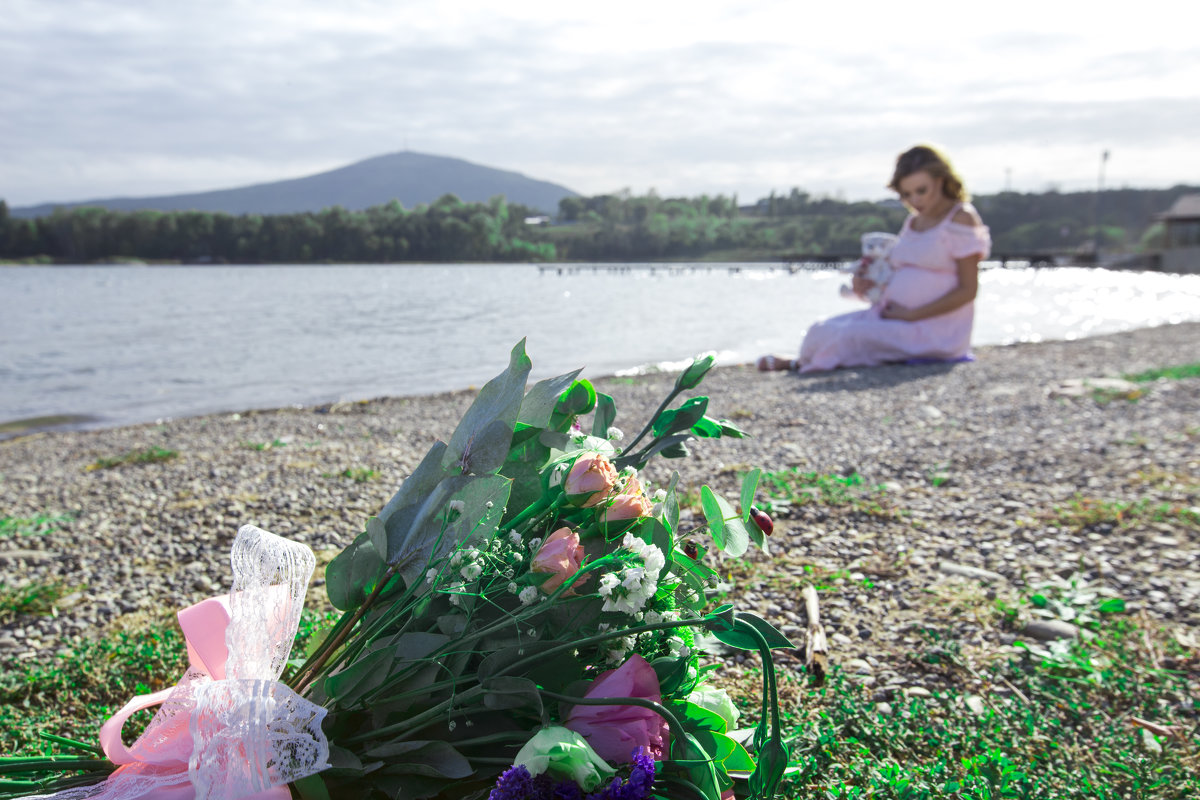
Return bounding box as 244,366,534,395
2,0,1197,207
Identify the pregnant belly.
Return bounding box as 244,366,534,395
883,266,957,308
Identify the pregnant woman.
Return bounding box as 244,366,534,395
759,144,991,372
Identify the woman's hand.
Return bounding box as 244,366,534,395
852,274,876,297
880,301,916,321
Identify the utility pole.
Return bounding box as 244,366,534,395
1092,150,1110,259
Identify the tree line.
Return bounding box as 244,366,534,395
2,184,1195,264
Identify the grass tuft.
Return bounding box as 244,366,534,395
85,447,178,471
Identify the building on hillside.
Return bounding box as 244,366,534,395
1158,194,1200,274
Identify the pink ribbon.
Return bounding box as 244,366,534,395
34,526,329,800
94,595,289,799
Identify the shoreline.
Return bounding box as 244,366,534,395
2,318,1196,442
2,323,1198,697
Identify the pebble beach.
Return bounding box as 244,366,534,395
2,323,1198,700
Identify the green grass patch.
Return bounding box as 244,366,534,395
759,469,894,516
0,514,70,540
767,613,1199,799
0,580,77,623
85,447,178,471
1124,363,1200,383
241,438,289,451
1047,495,1200,531
339,467,378,483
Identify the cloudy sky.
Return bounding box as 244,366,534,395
3,0,1198,209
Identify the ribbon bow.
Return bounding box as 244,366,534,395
37,525,331,800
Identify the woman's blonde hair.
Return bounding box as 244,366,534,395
888,144,968,201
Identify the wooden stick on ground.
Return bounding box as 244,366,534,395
802,584,829,684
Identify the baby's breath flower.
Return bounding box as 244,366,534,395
508,532,523,547
449,499,466,514
460,563,483,581
528,537,542,552
606,426,624,441
519,586,539,606
508,582,519,594
426,568,439,585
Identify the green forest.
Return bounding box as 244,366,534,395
1,184,1195,264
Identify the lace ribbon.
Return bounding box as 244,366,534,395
30,525,331,800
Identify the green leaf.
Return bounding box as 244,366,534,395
700,487,748,557
735,612,795,649
681,702,729,733
443,340,532,475
1098,597,1127,614
518,368,584,427
292,774,333,800
708,613,794,652
689,417,724,438
652,656,694,696
591,393,616,437
716,420,748,439
555,379,597,419
740,469,761,524
325,532,387,611
653,396,709,438
1031,593,1048,608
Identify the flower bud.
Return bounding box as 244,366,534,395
564,453,619,508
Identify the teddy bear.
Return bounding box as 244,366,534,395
839,231,898,303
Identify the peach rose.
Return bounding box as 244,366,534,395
531,526,587,593
600,492,653,526
565,454,619,508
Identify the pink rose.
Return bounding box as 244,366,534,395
600,493,653,526
531,527,586,594
565,454,619,508
565,654,668,762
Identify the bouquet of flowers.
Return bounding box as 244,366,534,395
3,342,790,800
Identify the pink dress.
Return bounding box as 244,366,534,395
797,202,991,373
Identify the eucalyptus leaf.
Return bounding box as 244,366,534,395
323,647,395,708
443,340,531,475
481,676,545,715
325,532,387,611
709,613,795,652
517,369,584,427
661,443,690,459
364,740,473,779
377,442,449,525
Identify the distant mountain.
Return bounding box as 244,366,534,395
10,152,578,218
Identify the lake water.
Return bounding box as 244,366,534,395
3,263,1200,433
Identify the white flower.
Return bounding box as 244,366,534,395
448,720,457,732
519,586,539,606
508,581,519,594
598,573,619,597
653,488,667,502
426,568,439,585
449,499,466,514
528,537,542,552
644,610,663,625
460,563,483,581
606,426,624,441
509,532,523,547
512,552,523,564
450,552,463,567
